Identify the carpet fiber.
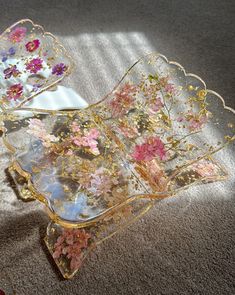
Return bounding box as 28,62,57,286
0,1,234,294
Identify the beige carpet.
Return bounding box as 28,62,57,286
0,1,235,294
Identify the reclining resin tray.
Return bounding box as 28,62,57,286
0,19,73,110
1,21,235,279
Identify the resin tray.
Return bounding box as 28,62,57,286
1,21,234,279
0,19,73,110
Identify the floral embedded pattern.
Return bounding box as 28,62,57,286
0,19,72,109
17,112,138,222
2,48,234,279
52,228,91,271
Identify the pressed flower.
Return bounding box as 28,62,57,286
6,84,23,100
27,118,59,147
179,111,210,131
32,83,42,92
87,167,119,196
185,111,208,131
25,39,40,52
71,121,81,133
71,127,100,155
8,47,16,56
1,47,16,62
1,50,8,62
52,63,67,76
8,26,27,42
165,83,176,95
135,159,167,191
53,228,91,271
189,115,208,131
159,76,168,87
75,163,120,197
149,97,164,113
4,65,20,79
26,57,43,74
110,82,137,117
192,160,219,177
131,136,166,162
118,122,139,138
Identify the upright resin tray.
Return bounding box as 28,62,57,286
0,19,73,110
2,52,234,278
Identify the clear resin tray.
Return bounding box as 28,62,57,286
1,22,234,279
0,19,73,110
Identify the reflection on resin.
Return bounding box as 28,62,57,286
0,20,234,279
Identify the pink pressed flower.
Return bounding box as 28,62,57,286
121,82,137,94
165,83,176,95
87,167,118,196
26,57,43,74
131,136,166,162
71,121,81,133
27,118,59,147
25,39,40,52
78,166,120,197
159,76,168,87
110,82,137,117
53,228,91,271
183,111,209,131
148,160,166,184
6,84,23,100
8,26,27,42
71,127,100,155
139,159,167,191
189,115,208,131
4,65,20,79
192,160,218,177
86,128,100,139
149,97,164,113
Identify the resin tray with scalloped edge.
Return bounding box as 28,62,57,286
0,19,73,110
2,53,235,278
3,53,235,225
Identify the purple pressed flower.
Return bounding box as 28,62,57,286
32,83,42,92
52,63,67,76
1,51,8,62
8,47,16,56
4,65,20,79
1,47,16,62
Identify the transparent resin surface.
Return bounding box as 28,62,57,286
1,21,234,279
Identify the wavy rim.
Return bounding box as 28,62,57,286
2,51,233,114
2,52,235,228
0,18,74,110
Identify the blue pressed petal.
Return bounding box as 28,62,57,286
8,47,16,56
